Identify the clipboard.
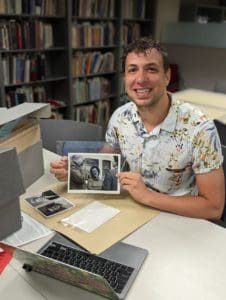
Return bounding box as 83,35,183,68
21,182,159,254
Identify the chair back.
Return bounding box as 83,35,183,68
214,119,226,146
214,79,226,94
220,145,226,224
39,119,103,153
56,140,105,156
212,120,226,226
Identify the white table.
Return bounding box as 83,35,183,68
174,88,226,123
1,149,226,300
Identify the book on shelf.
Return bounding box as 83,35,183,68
11,55,17,84
50,109,63,119
10,0,65,16
5,85,48,107
0,19,54,50
0,22,8,50
16,21,23,49
90,51,101,73
93,53,104,73
77,0,115,18
74,99,110,126
0,0,6,14
103,21,115,46
71,23,81,48
33,85,47,102
15,54,25,84
4,90,65,112
72,51,82,77
24,54,30,82
2,53,51,85
30,54,38,81
35,20,42,49
2,55,9,85
95,98,111,126
72,21,115,48
75,104,96,123
99,52,114,73
108,0,115,17
8,19,17,50
91,23,103,47
84,52,92,74
43,23,53,48
122,0,145,18
72,76,111,103
72,50,114,76
6,88,26,107
47,98,65,108
37,53,46,80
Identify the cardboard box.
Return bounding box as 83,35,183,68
0,148,25,240
0,103,51,188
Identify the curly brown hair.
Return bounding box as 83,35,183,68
121,36,170,72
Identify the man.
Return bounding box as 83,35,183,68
50,37,225,220
69,155,86,189
102,167,118,191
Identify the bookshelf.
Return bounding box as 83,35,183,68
0,0,68,118
68,0,156,126
0,0,156,126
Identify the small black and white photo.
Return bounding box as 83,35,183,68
36,197,74,218
24,189,75,218
68,153,121,194
25,190,60,207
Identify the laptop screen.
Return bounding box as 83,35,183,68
0,242,118,300
0,232,148,300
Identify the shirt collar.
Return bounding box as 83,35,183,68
129,94,180,135
160,94,180,133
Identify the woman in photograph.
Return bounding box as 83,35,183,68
87,166,102,190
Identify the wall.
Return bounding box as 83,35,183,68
154,0,180,39
164,44,226,91
155,0,226,91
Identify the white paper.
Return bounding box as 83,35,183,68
2,212,53,246
61,201,120,233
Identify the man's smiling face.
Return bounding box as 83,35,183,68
124,49,170,109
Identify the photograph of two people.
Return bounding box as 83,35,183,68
68,153,121,194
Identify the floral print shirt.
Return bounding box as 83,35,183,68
105,95,223,196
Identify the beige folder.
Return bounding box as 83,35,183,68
21,182,159,254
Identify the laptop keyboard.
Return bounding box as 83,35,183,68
41,242,134,293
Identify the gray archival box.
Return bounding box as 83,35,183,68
0,147,25,239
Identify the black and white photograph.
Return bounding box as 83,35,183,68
68,153,120,194
25,190,60,207
36,197,74,218
24,189,75,218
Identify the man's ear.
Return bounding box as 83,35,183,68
122,74,126,93
165,68,171,87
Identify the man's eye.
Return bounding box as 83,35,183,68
147,67,157,72
128,68,136,73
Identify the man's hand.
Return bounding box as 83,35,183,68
117,172,148,204
50,156,68,181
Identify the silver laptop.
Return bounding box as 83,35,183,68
0,233,148,299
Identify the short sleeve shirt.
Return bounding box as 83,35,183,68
105,95,223,196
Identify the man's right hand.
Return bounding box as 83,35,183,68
50,156,68,181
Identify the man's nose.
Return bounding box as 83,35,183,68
136,70,147,83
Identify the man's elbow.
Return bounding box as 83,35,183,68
209,200,225,221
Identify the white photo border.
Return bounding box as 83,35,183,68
68,153,121,194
